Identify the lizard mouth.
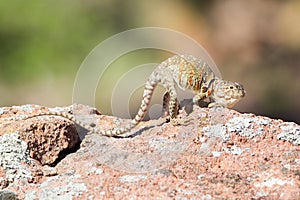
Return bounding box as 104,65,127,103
226,97,243,108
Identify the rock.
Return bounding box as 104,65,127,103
0,104,299,199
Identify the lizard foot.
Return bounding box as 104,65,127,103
170,117,190,126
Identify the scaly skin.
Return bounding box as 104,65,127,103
23,55,246,136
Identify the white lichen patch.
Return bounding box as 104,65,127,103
202,114,273,141
226,116,270,139
278,122,300,145
223,145,243,155
0,132,33,182
119,175,147,183
254,177,294,188
202,124,229,142
0,108,9,115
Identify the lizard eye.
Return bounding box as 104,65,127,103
229,86,234,89
202,86,208,93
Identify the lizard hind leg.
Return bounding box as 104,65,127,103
162,91,170,117
162,91,185,122
167,90,189,126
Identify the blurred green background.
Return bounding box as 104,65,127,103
0,1,299,124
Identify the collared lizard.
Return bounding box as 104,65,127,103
23,54,245,136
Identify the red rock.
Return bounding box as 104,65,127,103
0,104,299,199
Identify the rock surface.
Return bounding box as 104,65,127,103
0,104,299,199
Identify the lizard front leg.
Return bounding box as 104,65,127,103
193,85,211,105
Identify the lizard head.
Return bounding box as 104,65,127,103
209,79,246,108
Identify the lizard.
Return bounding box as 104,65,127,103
22,54,246,137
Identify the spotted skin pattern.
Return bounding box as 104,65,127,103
23,55,245,136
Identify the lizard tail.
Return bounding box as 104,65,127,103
98,77,158,136
22,72,160,137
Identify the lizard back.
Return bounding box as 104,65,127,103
162,55,215,93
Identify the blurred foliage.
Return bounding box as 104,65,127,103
0,1,299,123
0,1,113,84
